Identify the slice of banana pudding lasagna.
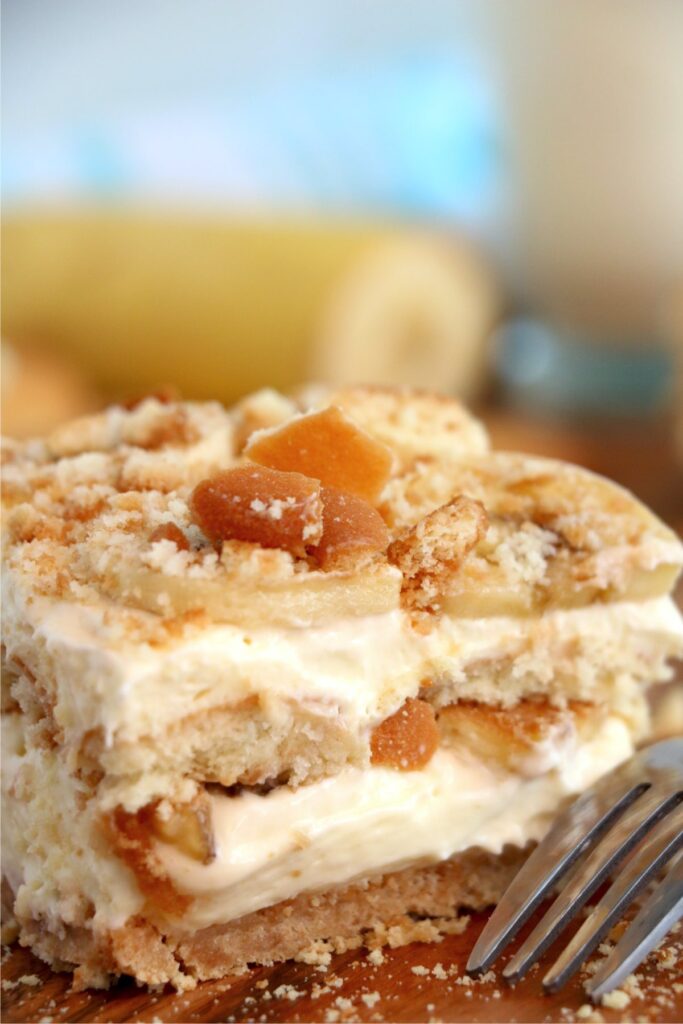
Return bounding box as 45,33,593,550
2,386,682,989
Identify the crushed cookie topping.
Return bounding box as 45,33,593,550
388,496,487,610
3,389,680,632
44,398,231,465
149,522,190,551
245,405,394,504
132,407,199,451
231,388,299,452
120,385,181,410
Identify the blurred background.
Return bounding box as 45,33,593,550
2,0,683,532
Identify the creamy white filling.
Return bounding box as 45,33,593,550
1,713,143,932
157,715,634,930
3,566,681,751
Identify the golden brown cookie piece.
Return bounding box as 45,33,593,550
191,465,323,557
299,384,490,466
371,698,439,770
245,406,394,503
388,495,488,611
311,487,390,571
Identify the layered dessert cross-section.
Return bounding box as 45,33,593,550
2,385,682,990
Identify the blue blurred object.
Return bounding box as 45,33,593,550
3,57,500,228
495,319,674,417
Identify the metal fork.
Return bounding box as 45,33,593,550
466,737,683,997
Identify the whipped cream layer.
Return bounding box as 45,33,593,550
3,563,682,750
1,713,143,932
158,714,634,929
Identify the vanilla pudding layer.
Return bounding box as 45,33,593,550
2,561,681,794
158,715,633,930
1,712,143,935
1,709,634,938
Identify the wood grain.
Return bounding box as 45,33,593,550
3,907,682,1023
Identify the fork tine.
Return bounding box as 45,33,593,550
502,785,682,983
587,849,683,1000
466,760,650,974
542,803,683,992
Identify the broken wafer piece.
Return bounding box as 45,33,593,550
371,698,439,770
311,487,390,570
388,495,488,610
245,405,394,503
191,464,323,556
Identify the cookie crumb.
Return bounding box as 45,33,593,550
600,989,630,1010
577,1005,604,1022
273,983,304,1002
361,992,381,1008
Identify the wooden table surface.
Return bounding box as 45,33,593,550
3,905,682,1024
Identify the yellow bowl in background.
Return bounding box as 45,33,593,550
2,211,498,406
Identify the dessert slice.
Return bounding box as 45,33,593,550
2,388,682,990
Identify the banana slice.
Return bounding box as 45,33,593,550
109,561,401,629
386,451,683,615
440,556,681,618
438,700,595,776
311,235,497,400
151,795,215,864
